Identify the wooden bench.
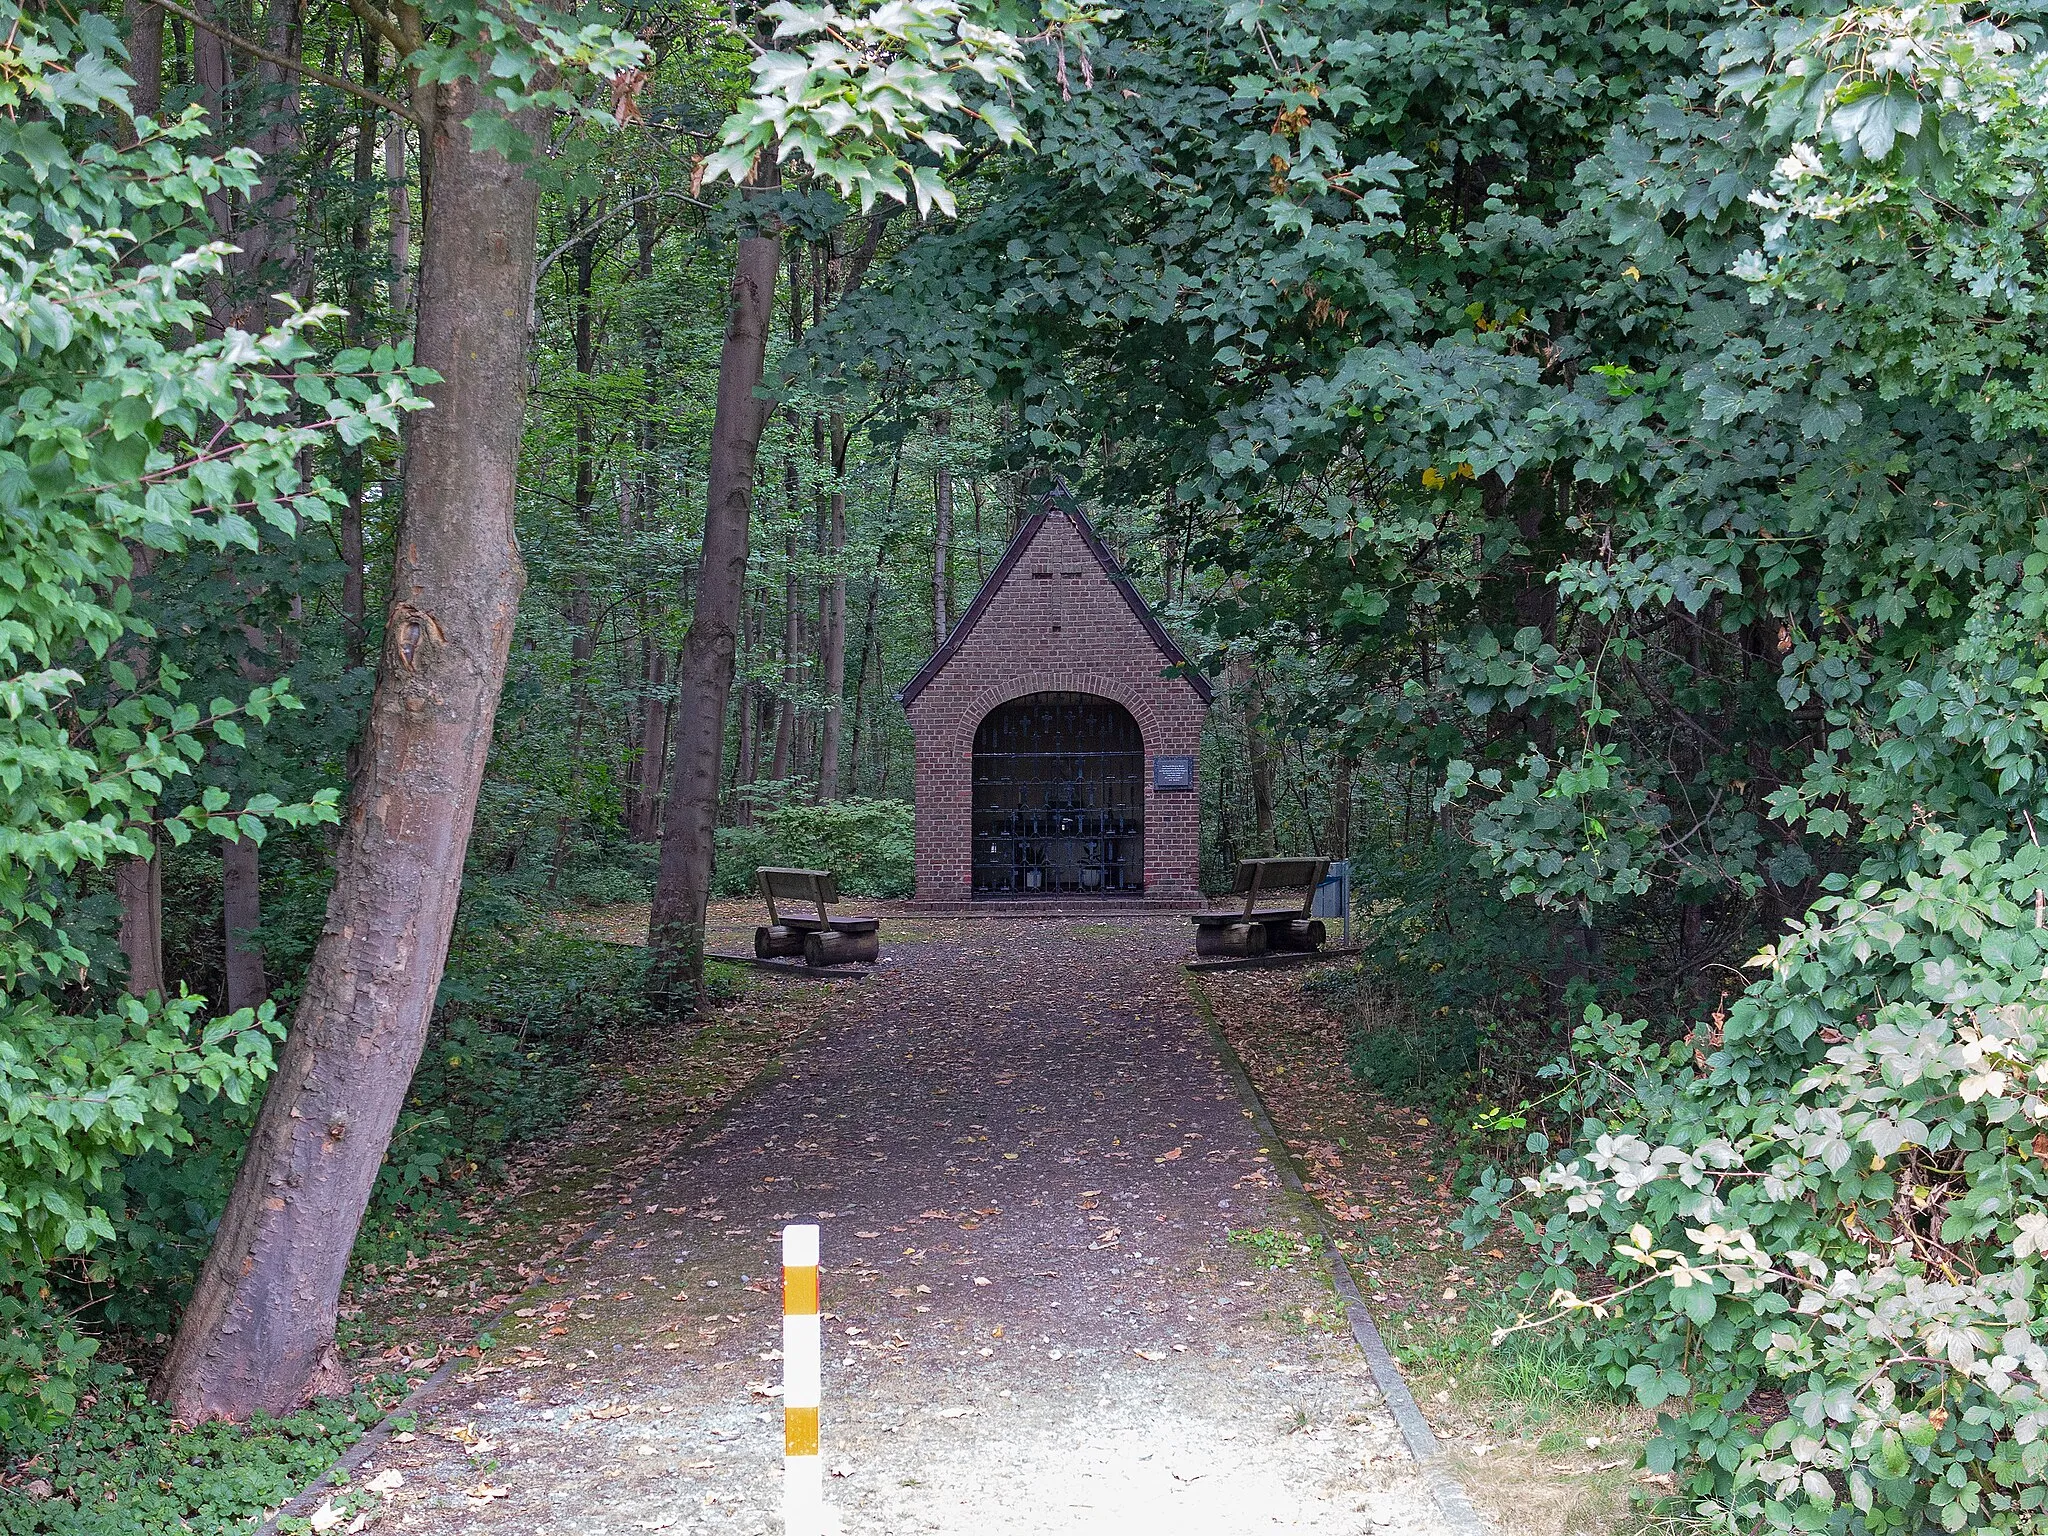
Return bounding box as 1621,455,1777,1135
1191,857,1330,958
754,867,881,967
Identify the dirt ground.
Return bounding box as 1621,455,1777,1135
348,916,1463,1535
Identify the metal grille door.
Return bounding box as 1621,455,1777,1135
972,692,1144,895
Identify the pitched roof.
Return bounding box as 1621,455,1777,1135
897,477,1214,707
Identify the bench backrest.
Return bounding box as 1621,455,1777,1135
757,866,839,924
1231,857,1329,918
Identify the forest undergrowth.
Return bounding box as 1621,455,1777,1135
0,932,829,1536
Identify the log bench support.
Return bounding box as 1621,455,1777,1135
753,868,882,968
1191,857,1331,960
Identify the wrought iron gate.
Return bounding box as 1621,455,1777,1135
972,692,1144,895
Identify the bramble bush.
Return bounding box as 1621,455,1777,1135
1464,830,2048,1531
1442,5,2048,1530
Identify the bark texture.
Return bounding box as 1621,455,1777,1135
221,835,268,1012
125,0,164,122
154,79,537,1421
648,179,780,1012
116,840,165,999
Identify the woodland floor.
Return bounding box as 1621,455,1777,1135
334,912,1469,1535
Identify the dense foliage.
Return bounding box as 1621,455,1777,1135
5,0,2044,1526
796,0,2048,1527
0,7,422,1437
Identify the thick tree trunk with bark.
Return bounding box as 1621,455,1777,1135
155,79,538,1421
221,835,267,1011
647,180,780,1012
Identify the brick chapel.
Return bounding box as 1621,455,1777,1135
898,481,1212,903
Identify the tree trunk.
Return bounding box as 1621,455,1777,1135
221,835,267,1011
155,77,539,1421
968,474,987,585
770,518,798,783
339,61,379,673
1323,750,1354,865
733,591,760,826
192,2,232,324
126,0,164,122
631,646,668,842
117,835,165,999
845,545,883,797
385,118,412,319
647,175,780,1012
816,415,847,799
933,451,952,648
1233,662,1276,856
625,196,667,843
548,219,599,885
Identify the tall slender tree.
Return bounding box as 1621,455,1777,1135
157,72,546,1420
647,161,781,1012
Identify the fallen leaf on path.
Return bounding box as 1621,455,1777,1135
366,1469,405,1494
309,1501,344,1532
588,1404,632,1420
934,1407,973,1419
1134,1349,1167,1361
464,1483,512,1506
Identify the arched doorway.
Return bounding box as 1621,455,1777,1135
971,692,1144,895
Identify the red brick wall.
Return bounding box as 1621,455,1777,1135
903,511,1209,900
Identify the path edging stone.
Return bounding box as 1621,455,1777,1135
1187,977,1493,1536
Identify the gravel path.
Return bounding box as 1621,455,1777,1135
360,916,1457,1535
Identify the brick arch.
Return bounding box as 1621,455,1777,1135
951,671,1170,755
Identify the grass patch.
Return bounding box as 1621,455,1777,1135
1389,1300,1616,1429
1228,1226,1312,1269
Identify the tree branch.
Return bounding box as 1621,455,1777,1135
530,187,712,302
339,0,410,62
153,0,419,123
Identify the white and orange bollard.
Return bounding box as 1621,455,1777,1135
782,1224,822,1536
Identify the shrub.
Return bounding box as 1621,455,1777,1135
713,798,914,898
1461,830,2048,1533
